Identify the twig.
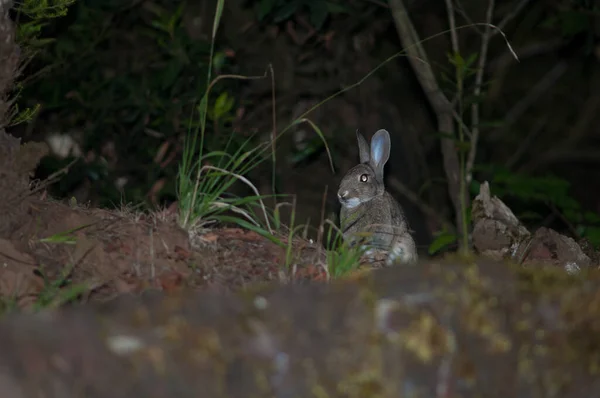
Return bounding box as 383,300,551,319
520,87,600,170
547,202,579,238
488,39,565,73
490,60,568,141
562,83,600,147
466,0,495,184
387,176,455,234
387,0,467,244
453,0,483,34
505,115,547,169
269,64,277,197
25,158,79,200
520,149,600,173
362,0,390,8
451,106,472,138
495,0,532,33
444,0,460,55
316,185,329,278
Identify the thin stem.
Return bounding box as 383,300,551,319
445,0,469,252
466,0,495,184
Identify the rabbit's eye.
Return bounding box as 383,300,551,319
360,174,368,182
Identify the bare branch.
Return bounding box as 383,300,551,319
387,0,467,245
490,61,568,141
387,176,456,234
521,150,600,173
505,115,548,169
518,77,600,172
488,39,565,73
466,0,495,184
495,0,532,33
453,0,484,34
444,0,460,55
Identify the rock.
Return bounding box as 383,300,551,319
0,259,599,397
523,227,592,272
471,181,597,272
471,181,530,259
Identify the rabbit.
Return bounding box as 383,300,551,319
337,129,418,266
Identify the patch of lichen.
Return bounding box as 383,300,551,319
398,309,454,362
93,257,600,397
556,277,600,375
438,250,480,265
494,261,600,382
424,260,511,353
513,262,590,295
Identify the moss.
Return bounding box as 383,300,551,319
399,310,453,363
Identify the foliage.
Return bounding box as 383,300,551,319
540,2,597,38
476,166,600,247
323,222,364,277
7,0,76,128
176,0,363,278
428,229,457,256
429,163,600,253
16,0,75,18
177,0,272,235
14,0,240,207
250,0,350,30
14,0,75,49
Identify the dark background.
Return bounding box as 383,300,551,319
9,0,600,251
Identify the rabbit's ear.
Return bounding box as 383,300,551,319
356,130,370,164
370,129,391,181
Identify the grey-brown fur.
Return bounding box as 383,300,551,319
337,129,418,265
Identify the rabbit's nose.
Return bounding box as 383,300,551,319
338,190,348,200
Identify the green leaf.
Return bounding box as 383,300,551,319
431,131,457,140
325,1,350,14
273,1,299,23
469,179,481,196
212,0,225,39
581,226,600,248
308,1,328,30
464,52,479,68
517,211,543,221
197,93,209,131
256,0,278,20
584,211,600,223
213,92,234,120
560,10,589,37
212,51,227,71
161,61,182,90
448,52,464,69
428,231,457,255
540,16,558,29
455,141,471,153
477,120,504,128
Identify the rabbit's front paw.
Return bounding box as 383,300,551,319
360,245,376,260
386,242,418,266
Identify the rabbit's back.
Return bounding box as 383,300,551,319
384,191,410,234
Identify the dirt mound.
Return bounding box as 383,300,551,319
0,128,332,309
0,196,334,309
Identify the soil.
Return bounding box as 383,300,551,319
0,130,367,311
0,197,347,310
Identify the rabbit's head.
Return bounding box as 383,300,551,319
337,129,391,209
